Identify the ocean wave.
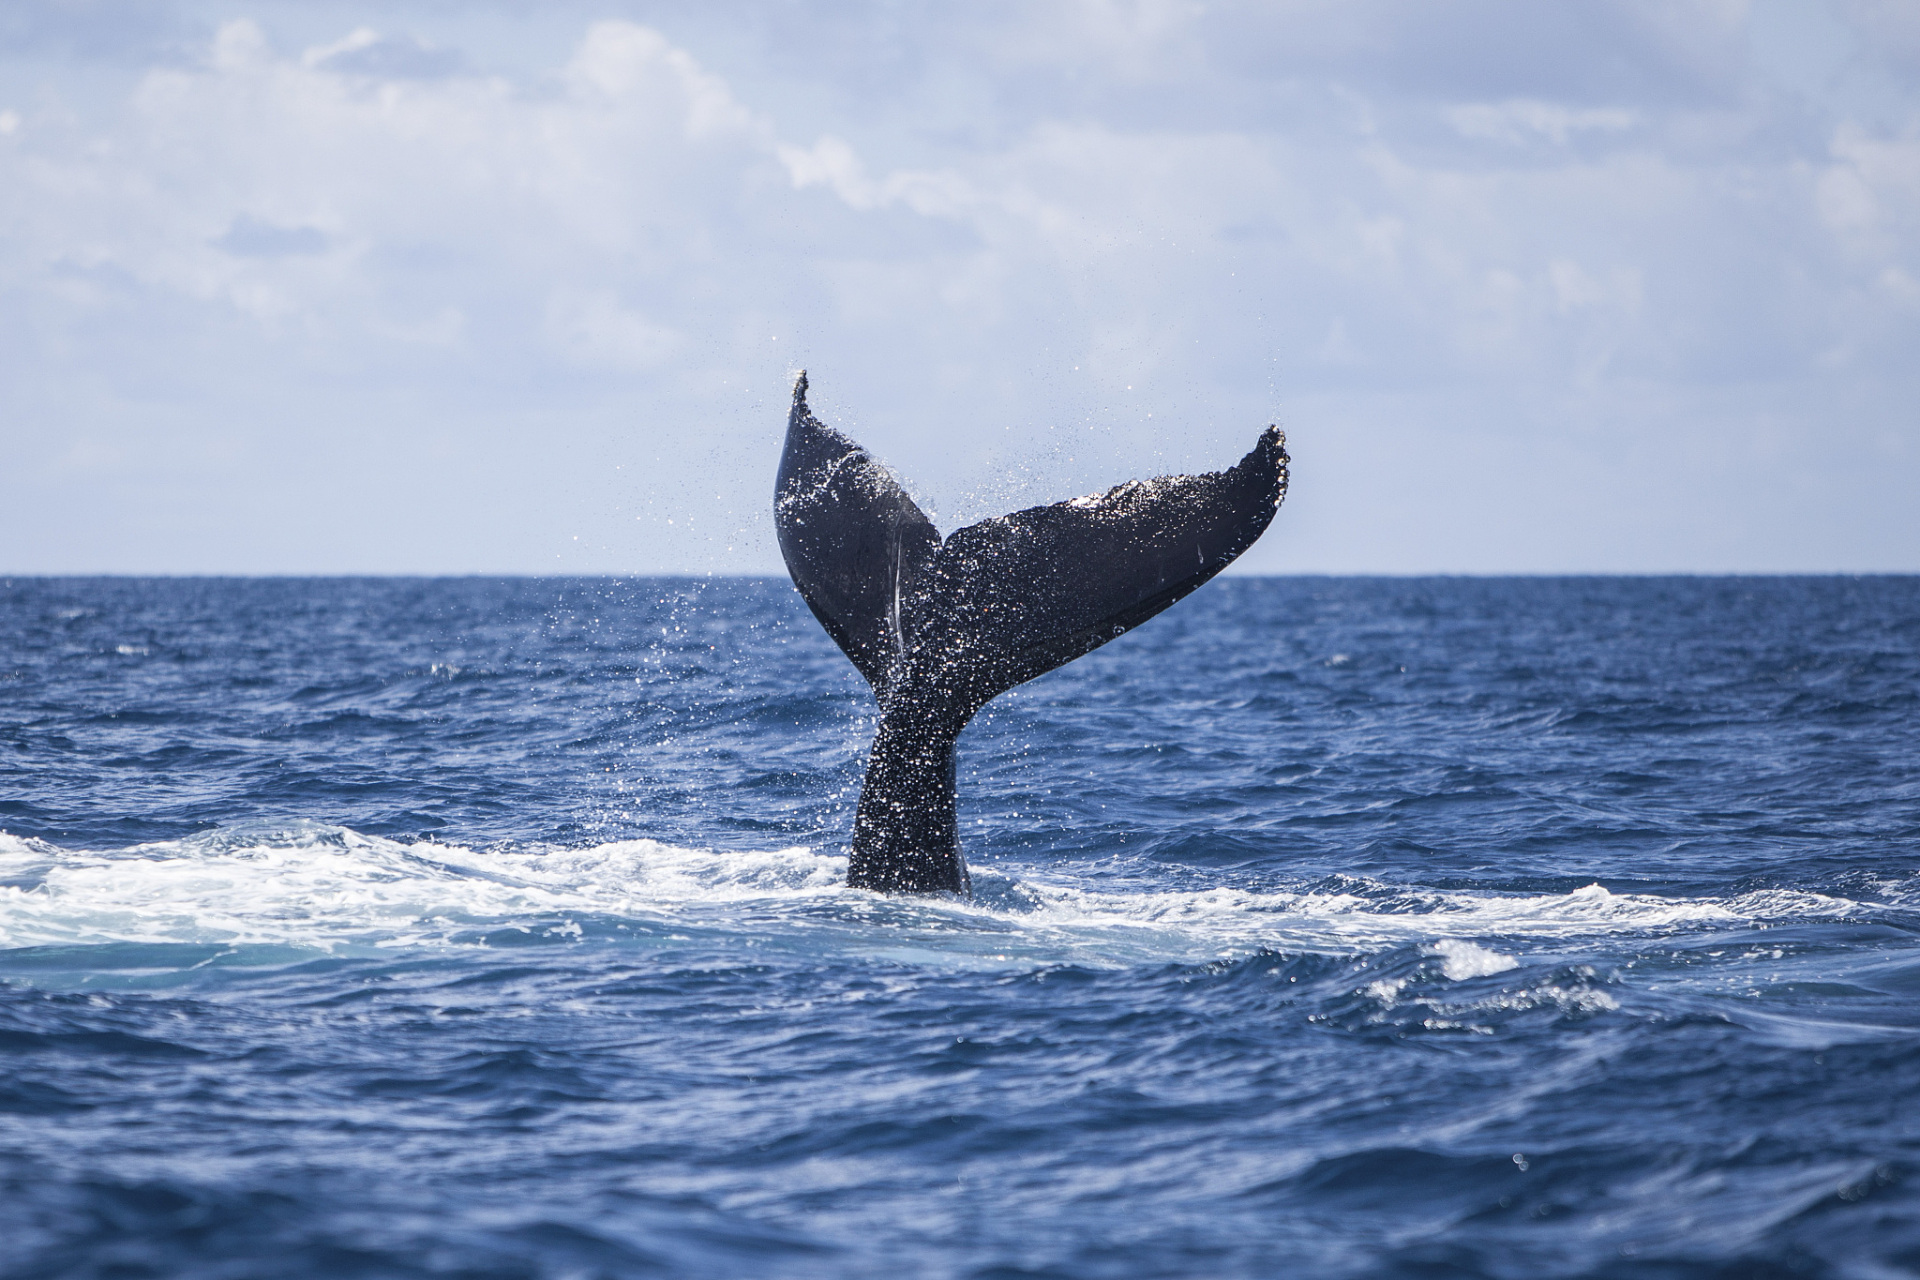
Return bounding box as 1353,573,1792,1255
0,824,1866,973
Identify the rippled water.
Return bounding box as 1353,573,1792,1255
3,575,1917,1278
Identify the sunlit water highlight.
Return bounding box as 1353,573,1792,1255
2,576,1917,1278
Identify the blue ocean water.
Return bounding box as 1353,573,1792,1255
2,574,1918,1279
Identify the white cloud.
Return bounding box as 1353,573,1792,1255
546,292,682,369
0,2,1915,573
1549,260,1644,314
1820,123,1920,248
1448,100,1639,146
779,134,980,221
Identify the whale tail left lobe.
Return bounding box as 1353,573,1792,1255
775,371,1289,893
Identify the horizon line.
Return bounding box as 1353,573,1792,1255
6,570,1918,582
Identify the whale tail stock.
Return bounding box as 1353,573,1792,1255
774,371,1289,893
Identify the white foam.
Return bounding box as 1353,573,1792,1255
0,825,840,952
1430,939,1520,980
983,876,1852,964
0,825,1866,970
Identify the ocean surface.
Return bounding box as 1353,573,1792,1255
2,574,1918,1279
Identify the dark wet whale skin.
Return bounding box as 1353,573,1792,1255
774,372,1289,892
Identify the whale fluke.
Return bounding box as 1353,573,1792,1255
775,371,1289,893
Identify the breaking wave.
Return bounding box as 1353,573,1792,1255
0,823,1863,975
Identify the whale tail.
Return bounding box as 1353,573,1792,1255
775,371,1289,893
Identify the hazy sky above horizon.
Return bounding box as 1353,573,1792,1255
3,0,1917,574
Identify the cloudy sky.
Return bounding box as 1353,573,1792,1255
3,0,1915,574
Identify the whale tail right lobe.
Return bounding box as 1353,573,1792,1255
775,372,1289,892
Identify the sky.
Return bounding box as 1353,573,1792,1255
2,0,1916,575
